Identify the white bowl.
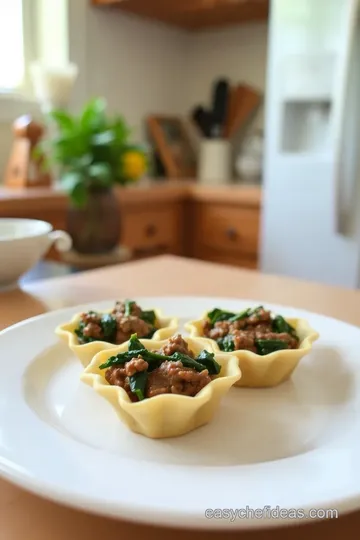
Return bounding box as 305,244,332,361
0,218,72,290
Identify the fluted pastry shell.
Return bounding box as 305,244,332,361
80,336,241,439
185,314,319,388
55,308,179,367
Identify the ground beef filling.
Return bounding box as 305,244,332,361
78,301,153,345
202,307,298,352
105,334,212,401
112,301,142,318
159,333,195,358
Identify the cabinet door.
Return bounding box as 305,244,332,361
194,202,259,258
121,203,183,256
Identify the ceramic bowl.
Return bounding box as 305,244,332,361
0,218,72,290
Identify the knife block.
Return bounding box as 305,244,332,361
4,115,52,189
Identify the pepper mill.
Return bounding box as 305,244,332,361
4,115,52,188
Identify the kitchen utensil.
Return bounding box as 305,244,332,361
210,78,230,137
228,84,262,139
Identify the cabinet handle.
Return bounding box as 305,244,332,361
145,224,157,238
226,228,238,241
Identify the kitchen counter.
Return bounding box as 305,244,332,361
0,180,262,210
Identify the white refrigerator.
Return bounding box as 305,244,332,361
260,0,360,288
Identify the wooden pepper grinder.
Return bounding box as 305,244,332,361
4,115,52,188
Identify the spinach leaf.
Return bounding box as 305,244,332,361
124,299,135,316
99,333,212,373
207,308,236,325
169,352,207,372
217,335,235,352
272,315,296,335
100,313,117,340
255,339,289,356
99,346,163,370
250,305,264,314
141,310,156,326
99,350,143,369
129,371,148,401
195,350,221,375
228,309,251,323
128,333,144,352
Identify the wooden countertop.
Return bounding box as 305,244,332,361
1,255,360,539
0,180,262,213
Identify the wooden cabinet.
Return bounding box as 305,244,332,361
91,0,269,31
190,200,260,270
0,183,261,269
121,204,184,257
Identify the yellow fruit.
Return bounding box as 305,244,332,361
122,151,147,180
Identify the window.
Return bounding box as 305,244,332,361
0,0,26,91
0,0,70,121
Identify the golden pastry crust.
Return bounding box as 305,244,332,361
80,337,241,439
55,308,179,367
185,313,319,388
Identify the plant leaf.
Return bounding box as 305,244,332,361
80,97,107,132
71,182,88,207
91,131,115,146
88,162,112,186
61,171,88,207
50,109,76,132
61,171,83,191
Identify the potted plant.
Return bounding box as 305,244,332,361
40,97,148,254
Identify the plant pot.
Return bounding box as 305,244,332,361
66,187,121,254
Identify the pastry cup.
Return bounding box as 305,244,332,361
80,336,241,439
185,314,319,388
55,308,179,368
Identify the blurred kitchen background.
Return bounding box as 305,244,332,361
1,0,360,289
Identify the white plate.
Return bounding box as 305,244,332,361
0,296,360,530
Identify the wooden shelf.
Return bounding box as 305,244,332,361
91,0,269,31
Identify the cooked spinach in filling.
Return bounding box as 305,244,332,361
101,333,221,402
75,300,157,345
202,305,299,355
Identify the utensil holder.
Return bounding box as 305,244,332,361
198,139,231,185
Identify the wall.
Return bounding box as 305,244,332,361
69,0,188,142
182,23,268,129
0,2,268,178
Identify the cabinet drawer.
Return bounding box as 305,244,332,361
122,206,181,251
195,203,259,256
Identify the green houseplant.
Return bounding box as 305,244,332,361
41,97,148,254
